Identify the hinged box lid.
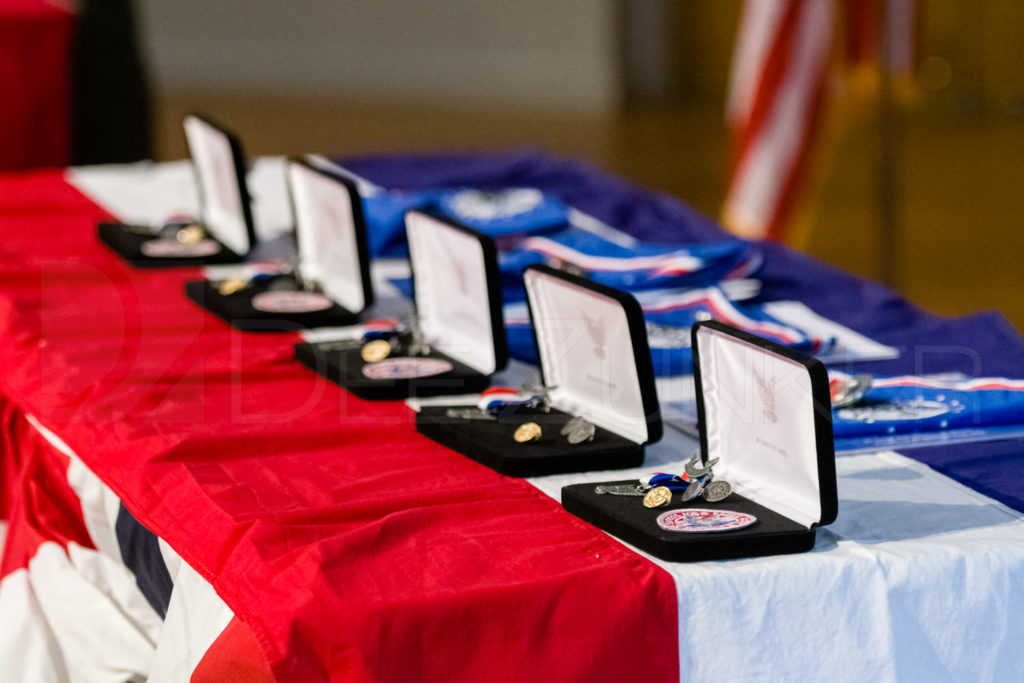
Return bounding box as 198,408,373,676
183,114,256,257
405,209,508,376
287,158,373,314
692,321,838,528
523,264,662,445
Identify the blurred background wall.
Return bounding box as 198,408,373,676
136,0,621,110
114,2,1024,331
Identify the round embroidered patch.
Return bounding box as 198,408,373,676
251,291,333,313
361,358,454,380
140,239,222,258
656,508,757,533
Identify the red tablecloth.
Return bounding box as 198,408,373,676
0,0,74,170
0,169,680,681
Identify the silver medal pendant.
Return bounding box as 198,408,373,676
567,421,596,444
680,478,706,503
560,416,586,436
684,454,719,480
561,415,596,444
406,319,430,357
701,480,732,503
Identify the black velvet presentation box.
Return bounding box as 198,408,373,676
564,321,838,562
186,158,375,332
293,341,491,401
184,279,359,332
416,265,663,477
561,481,816,561
295,209,508,400
97,222,246,268
97,113,256,268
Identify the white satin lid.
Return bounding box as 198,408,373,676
524,268,650,444
406,211,498,375
288,161,367,313
695,325,822,527
183,115,251,256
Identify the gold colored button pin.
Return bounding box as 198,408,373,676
176,224,206,244
217,277,248,296
643,486,672,509
513,422,542,443
361,339,393,363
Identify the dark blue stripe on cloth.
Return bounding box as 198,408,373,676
340,149,1024,513
116,502,173,619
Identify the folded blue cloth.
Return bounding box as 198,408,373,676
831,374,1024,437
497,228,756,302
363,186,570,257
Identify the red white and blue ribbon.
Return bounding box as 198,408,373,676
477,386,548,414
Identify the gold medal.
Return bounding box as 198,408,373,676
643,486,672,509
217,277,248,296
176,224,206,244
513,422,542,443
361,339,392,363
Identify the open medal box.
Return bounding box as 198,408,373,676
562,321,838,562
185,158,374,331
417,264,663,477
98,113,256,267
294,208,508,399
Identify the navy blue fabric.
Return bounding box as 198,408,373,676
116,502,173,619
340,149,1024,512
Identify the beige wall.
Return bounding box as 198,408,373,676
136,0,620,111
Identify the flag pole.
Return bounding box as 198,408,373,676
878,0,902,290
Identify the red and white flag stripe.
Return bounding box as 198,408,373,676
724,0,917,241
723,0,836,241
0,409,162,682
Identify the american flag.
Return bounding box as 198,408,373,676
723,0,916,241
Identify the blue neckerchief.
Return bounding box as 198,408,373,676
497,227,756,302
